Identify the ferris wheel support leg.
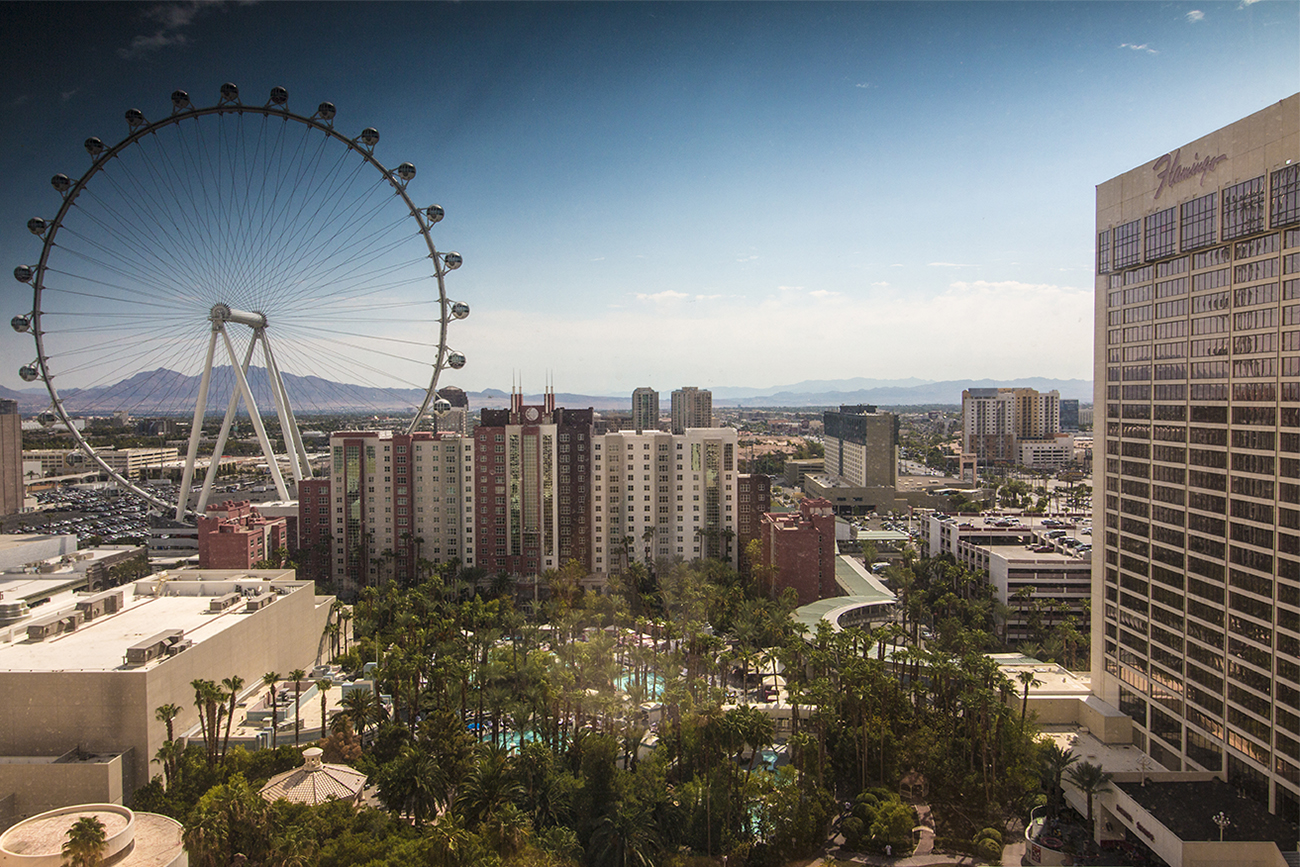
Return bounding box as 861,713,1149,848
197,328,260,514
176,329,221,521
219,327,291,502
260,333,310,487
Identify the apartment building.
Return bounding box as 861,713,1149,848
591,426,740,576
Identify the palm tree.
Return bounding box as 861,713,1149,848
155,703,181,742
153,739,183,790
1066,761,1112,835
1041,743,1078,819
316,677,332,740
62,816,108,867
220,675,244,760
288,668,307,746
262,671,280,748
1016,669,1042,722
588,801,661,867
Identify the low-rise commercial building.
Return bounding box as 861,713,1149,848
0,569,332,820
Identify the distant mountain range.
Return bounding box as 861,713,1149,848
3,371,1092,415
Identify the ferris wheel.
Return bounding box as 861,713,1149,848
11,84,470,521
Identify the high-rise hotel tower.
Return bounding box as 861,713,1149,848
1093,94,1299,817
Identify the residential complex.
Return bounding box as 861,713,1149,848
670,386,713,434
631,387,660,433
591,426,742,576
475,391,594,577
1093,94,1299,818
961,387,1064,467
303,430,473,597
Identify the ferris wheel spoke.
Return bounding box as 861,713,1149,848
18,86,467,518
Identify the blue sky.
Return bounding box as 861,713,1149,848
2,1,1296,400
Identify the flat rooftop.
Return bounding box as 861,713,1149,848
1117,778,1297,846
0,569,302,672
1038,726,1155,774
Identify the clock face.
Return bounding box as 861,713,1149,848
525,407,540,422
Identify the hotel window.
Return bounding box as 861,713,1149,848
1222,176,1266,241
1098,230,1112,273
1272,163,1300,227
1181,192,1217,251
1145,206,1178,260
1114,220,1142,269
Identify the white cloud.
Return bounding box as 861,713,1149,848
736,255,759,262
854,82,874,89
1120,42,1159,54
871,281,890,287
1186,10,1205,21
450,276,1094,393
60,89,79,102
928,261,975,268
634,289,689,302
776,285,803,292
119,2,229,58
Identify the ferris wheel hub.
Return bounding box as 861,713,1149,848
209,303,266,329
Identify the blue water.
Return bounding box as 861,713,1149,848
615,672,664,700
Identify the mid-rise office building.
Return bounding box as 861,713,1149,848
631,387,660,433
0,400,21,516
671,386,712,434
822,405,897,490
1060,398,1081,432
591,426,740,575
197,500,289,569
475,390,594,577
1093,94,1299,817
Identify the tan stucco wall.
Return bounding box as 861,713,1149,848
0,753,127,824
0,583,332,806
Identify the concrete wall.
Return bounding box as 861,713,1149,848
0,753,128,824
0,581,332,804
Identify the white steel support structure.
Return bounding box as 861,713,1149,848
176,305,300,520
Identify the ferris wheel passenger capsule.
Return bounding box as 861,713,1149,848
359,127,379,147
317,102,336,121
51,174,71,193
27,218,47,236
425,204,445,224
19,364,39,383
269,86,288,106
11,315,30,333
220,83,239,101
451,301,470,320
84,137,104,157
447,352,466,370
443,252,463,270
396,162,416,181
125,108,145,128
171,90,190,109
13,265,34,283
434,398,452,413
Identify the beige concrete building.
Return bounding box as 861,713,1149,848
0,569,333,821
591,427,740,576
961,387,1063,467
670,387,712,434
631,387,660,433
0,401,21,518
1093,94,1299,819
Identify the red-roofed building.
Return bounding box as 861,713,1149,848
760,497,837,605
198,500,289,569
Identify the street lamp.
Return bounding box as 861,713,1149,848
1212,811,1231,842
